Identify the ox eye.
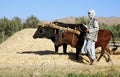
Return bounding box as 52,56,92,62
62,34,65,38
40,30,43,33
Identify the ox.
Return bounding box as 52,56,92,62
33,22,85,54
54,29,118,62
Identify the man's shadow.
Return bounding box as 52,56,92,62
68,52,90,64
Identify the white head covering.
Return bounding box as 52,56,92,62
88,10,96,19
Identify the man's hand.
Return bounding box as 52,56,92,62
86,28,89,32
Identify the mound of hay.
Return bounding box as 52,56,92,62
0,28,55,53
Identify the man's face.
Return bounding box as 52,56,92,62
88,12,93,19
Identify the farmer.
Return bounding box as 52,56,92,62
81,10,99,65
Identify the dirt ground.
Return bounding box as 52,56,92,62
0,29,120,75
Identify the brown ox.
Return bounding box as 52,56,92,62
54,29,118,62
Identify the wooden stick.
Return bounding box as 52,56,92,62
38,23,80,35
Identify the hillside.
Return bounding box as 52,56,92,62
98,17,120,26
56,16,120,26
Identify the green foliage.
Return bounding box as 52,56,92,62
67,72,120,77
11,16,23,32
0,16,120,44
99,23,120,40
111,24,120,37
0,16,23,43
75,17,89,25
0,71,31,77
23,15,40,28
0,15,41,44
99,23,108,29
68,73,88,77
0,72,120,77
0,17,11,42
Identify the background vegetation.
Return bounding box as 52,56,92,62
0,16,120,44
0,15,41,43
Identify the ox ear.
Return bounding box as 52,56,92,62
79,23,88,31
82,23,88,28
62,33,65,38
38,22,51,27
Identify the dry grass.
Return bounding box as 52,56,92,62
0,28,120,76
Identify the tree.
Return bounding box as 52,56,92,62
75,17,89,25
0,17,10,42
23,15,40,28
99,23,108,29
11,16,23,32
111,24,120,37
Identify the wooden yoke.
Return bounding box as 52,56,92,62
38,23,80,35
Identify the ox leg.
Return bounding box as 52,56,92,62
97,47,104,61
63,44,67,54
54,44,58,53
105,46,111,62
76,48,80,62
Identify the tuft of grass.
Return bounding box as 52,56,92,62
0,69,120,77
67,72,120,77
0,72,120,77
0,71,31,77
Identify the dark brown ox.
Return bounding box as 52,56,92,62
33,22,85,54
54,29,118,62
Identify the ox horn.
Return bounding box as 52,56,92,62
37,22,52,27
37,23,45,27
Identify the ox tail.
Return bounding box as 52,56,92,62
110,31,118,51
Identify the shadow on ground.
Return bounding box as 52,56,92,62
17,50,91,64
17,50,68,56
68,52,90,64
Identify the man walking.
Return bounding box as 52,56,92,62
81,10,99,65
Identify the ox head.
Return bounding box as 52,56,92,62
33,25,56,39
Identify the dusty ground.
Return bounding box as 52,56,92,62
0,28,120,75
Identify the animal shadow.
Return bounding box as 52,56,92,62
17,50,67,55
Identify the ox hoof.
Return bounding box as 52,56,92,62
55,51,58,53
75,58,79,62
106,58,110,62
64,52,68,54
